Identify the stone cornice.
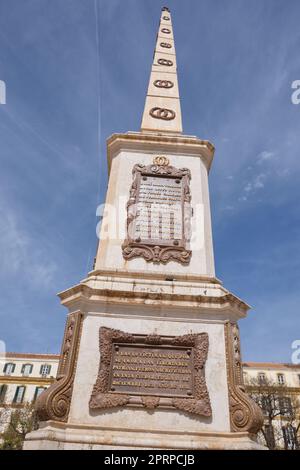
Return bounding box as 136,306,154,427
57,272,250,319
245,385,300,394
3,353,59,360
0,375,55,385
88,268,222,284
243,362,300,370
106,132,215,174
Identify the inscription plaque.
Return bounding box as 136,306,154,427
122,162,192,264
89,328,212,417
110,344,194,397
136,176,183,242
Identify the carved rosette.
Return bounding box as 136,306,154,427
35,312,83,422
89,327,211,418
122,163,192,265
225,322,264,433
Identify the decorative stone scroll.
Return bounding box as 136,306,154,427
35,312,83,422
225,322,264,433
122,160,192,264
89,327,211,418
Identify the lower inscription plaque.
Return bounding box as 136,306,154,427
89,327,212,417
110,344,194,397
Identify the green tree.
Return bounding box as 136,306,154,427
0,402,38,450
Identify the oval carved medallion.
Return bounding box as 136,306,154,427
153,79,174,89
160,42,172,49
153,156,170,166
161,28,171,34
158,58,173,66
149,107,176,121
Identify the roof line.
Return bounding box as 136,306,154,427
243,361,300,369
2,352,60,359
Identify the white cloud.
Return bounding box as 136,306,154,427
257,151,275,165
243,172,266,195
253,173,266,189
0,203,57,288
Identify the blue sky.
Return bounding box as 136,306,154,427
0,0,299,362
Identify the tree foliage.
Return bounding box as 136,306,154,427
246,376,300,450
0,402,38,450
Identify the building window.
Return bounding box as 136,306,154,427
13,386,26,404
258,372,266,384
21,363,33,376
278,396,293,416
40,364,51,376
3,362,15,375
33,387,46,401
277,373,285,385
282,425,299,450
0,384,8,403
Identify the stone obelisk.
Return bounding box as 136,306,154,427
24,7,264,450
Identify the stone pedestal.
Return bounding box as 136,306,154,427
24,269,265,450
25,422,264,450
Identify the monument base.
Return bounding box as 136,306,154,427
24,421,266,450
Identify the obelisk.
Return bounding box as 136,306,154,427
24,7,264,450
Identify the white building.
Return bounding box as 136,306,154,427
243,362,300,389
0,353,59,434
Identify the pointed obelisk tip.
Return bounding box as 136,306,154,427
141,5,182,134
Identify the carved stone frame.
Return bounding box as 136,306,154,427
89,327,211,417
122,163,192,265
